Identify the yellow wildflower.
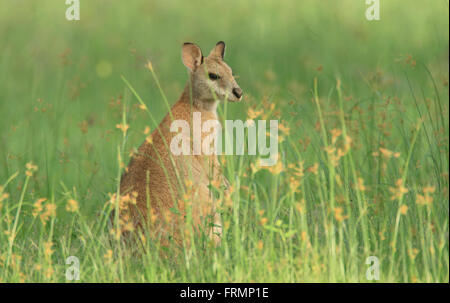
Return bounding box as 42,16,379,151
104,249,113,262
416,186,434,206
116,123,129,134
279,123,290,135
210,179,221,189
399,205,408,215
307,163,319,175
334,207,348,222
357,177,366,191
295,199,306,214
422,186,435,194
257,240,264,251
66,199,79,212
146,60,153,72
379,147,400,158
260,217,268,226
44,241,53,257
250,162,261,174
32,198,47,217
289,177,300,193
25,162,38,177
40,203,57,225
145,135,153,144
389,179,408,201
293,161,304,178
247,107,263,120
267,159,283,175
330,128,342,145
44,267,54,279
408,248,419,260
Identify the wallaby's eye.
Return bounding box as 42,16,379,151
208,73,220,80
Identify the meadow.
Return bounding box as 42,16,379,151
0,0,448,282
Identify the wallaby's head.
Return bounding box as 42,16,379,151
182,41,243,104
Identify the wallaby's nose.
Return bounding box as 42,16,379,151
232,87,243,99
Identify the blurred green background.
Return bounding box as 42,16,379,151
0,0,448,282
1,0,447,199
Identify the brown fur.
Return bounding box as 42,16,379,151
115,42,242,247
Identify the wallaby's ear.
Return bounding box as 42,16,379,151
208,41,226,60
182,43,203,71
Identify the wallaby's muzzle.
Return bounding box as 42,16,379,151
230,86,243,102
232,87,243,99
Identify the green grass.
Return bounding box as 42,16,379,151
0,0,448,282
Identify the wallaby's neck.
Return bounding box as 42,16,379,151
179,84,219,115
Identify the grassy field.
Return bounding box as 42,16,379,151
0,0,448,282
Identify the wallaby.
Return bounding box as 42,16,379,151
115,41,242,247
